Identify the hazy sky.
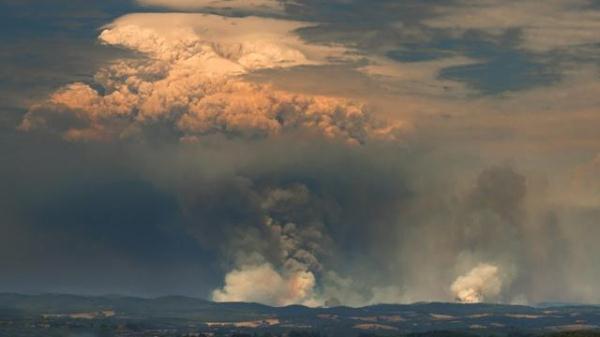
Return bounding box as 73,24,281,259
1,0,600,306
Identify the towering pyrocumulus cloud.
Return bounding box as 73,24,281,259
20,13,405,145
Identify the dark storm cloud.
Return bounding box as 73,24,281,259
30,180,179,259
0,0,136,38
0,0,136,129
436,33,560,94
289,0,593,95
0,134,220,297
386,30,561,94
292,0,443,53
287,0,446,24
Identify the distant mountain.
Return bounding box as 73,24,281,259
0,293,273,321
1,293,599,336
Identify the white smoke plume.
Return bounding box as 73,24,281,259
20,13,405,144
208,181,419,307
212,263,319,306
451,263,503,303
211,184,327,306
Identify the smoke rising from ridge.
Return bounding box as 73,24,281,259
451,264,503,303
212,263,318,306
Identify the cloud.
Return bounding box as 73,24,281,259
358,55,475,97
20,13,404,144
135,0,286,14
98,13,336,69
424,0,600,52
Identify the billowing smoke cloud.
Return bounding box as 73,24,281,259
156,141,418,306
20,13,405,145
448,167,525,304
212,263,318,306
210,183,327,306
451,263,503,303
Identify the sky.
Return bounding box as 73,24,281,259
1,0,600,306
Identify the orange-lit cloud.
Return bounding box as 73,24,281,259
20,13,405,144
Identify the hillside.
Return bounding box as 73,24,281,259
1,294,599,336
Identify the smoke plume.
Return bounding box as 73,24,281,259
212,263,318,306
451,263,504,303
207,183,329,306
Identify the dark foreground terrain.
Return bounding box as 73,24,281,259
1,294,599,337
